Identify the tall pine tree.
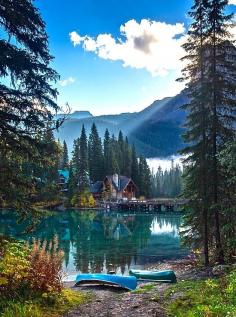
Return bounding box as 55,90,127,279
104,129,113,175
61,141,69,169
68,138,80,196
78,125,89,191
180,0,236,264
88,123,104,182
0,0,62,212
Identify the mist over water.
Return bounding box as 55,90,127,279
147,156,183,172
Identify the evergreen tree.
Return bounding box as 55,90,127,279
123,137,132,177
88,123,104,182
117,130,125,174
150,165,183,198
110,134,120,174
68,138,80,196
71,138,80,173
78,125,89,191
41,129,60,184
0,0,60,154
218,141,236,259
138,156,151,198
0,0,61,212
179,0,211,266
131,145,139,186
104,129,113,175
180,0,236,264
205,0,236,264
61,141,69,169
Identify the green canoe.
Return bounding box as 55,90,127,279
129,269,177,283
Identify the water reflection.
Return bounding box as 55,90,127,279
0,210,188,274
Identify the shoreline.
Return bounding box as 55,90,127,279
63,257,211,317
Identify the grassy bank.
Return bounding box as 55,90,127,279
0,289,90,317
165,269,236,317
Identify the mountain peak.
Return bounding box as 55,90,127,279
72,111,93,117
55,110,93,120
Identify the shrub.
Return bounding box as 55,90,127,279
71,191,96,208
0,241,30,297
27,236,64,293
88,194,96,207
71,194,79,207
0,238,89,316
0,237,64,298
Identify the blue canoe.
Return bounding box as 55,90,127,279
75,273,137,291
129,269,177,283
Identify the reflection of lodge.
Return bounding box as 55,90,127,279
0,211,185,274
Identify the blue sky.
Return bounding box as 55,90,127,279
36,0,236,115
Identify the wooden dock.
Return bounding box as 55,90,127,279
103,198,187,212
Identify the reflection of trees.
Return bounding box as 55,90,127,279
0,210,184,273
72,213,154,274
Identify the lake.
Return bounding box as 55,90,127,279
0,210,188,275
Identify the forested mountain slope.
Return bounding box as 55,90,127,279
55,92,187,157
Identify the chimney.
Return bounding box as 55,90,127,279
113,174,119,188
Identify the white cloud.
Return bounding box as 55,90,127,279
69,31,85,46
69,19,186,76
229,0,236,5
59,77,76,87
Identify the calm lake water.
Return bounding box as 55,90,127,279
0,210,188,275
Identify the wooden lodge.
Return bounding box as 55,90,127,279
58,169,69,192
90,174,138,201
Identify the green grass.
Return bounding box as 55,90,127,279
0,289,91,317
132,283,155,294
165,269,236,317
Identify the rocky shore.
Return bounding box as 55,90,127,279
64,258,213,317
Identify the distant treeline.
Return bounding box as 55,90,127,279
61,124,184,199
61,124,152,198
150,162,183,198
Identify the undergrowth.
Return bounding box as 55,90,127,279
0,237,90,316
165,269,236,317
0,289,90,317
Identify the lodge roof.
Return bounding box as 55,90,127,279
90,175,137,194
105,175,133,192
90,181,103,194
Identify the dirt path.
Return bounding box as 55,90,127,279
64,259,211,317
65,283,168,317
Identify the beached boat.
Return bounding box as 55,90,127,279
129,269,177,283
75,273,137,291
